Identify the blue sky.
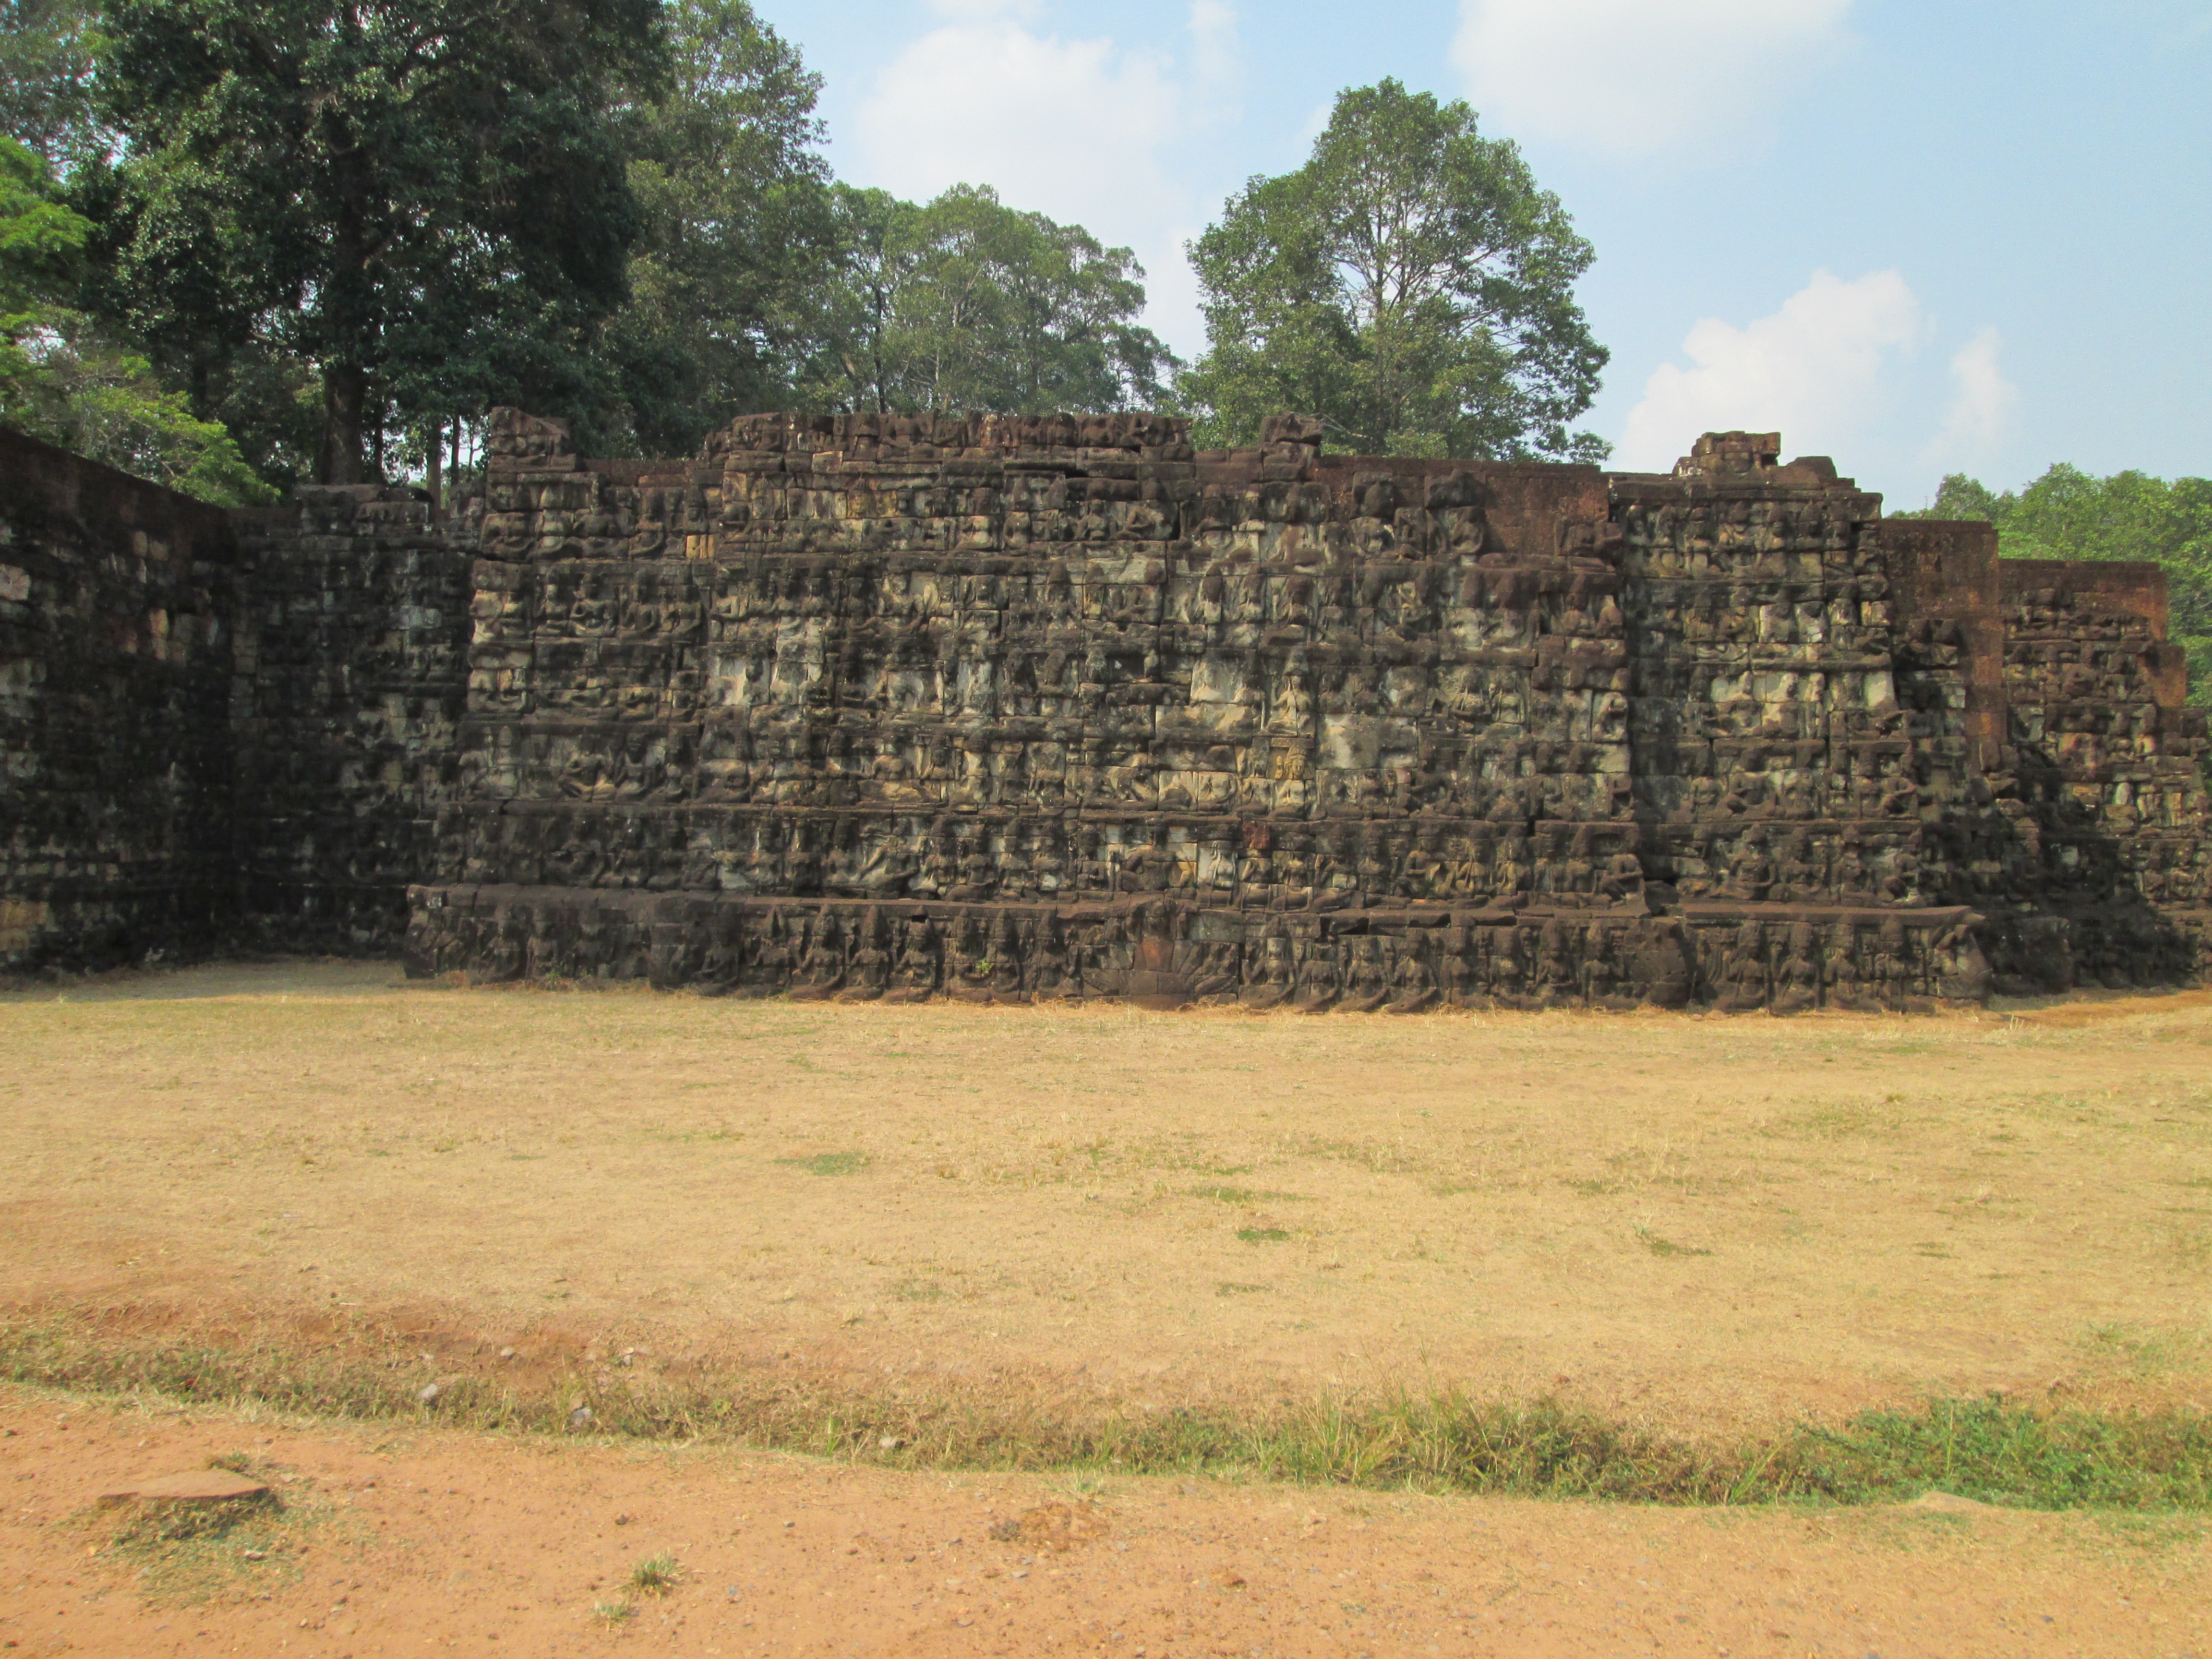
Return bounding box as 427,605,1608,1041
747,0,2212,507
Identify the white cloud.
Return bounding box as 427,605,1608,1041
1452,0,1855,157
1188,0,1240,107
851,5,1240,356
1926,326,2018,458
1618,269,1923,470
924,0,1044,21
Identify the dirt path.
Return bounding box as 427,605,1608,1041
1,1385,2206,1659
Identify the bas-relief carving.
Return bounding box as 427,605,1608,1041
393,416,2211,1007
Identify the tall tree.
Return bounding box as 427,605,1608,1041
807,182,1174,419
1905,466,2212,708
0,0,102,171
1180,78,1607,462
87,0,667,483
0,134,267,501
597,0,832,457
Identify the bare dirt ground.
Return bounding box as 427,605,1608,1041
3,1382,2209,1659
2,962,2211,1654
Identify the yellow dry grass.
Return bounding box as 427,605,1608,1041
4,963,2210,1431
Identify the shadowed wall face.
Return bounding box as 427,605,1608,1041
0,428,239,968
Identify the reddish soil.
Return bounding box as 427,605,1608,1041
2,1386,2208,1659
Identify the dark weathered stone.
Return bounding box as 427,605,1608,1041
97,1469,274,1507
3,410,2206,1007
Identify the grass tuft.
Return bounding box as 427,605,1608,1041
629,1552,683,1596
9,1320,2212,1512
773,1152,869,1177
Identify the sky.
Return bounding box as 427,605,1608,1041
747,0,2212,508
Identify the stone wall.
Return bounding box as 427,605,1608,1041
228,488,472,954
4,409,2203,1001
0,427,241,969
1977,560,2210,988
0,434,473,972
401,411,2210,1008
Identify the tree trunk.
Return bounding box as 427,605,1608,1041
424,421,443,521
318,361,368,484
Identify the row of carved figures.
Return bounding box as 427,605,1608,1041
406,896,1994,1011
441,809,1960,912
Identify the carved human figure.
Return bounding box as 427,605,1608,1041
1718,920,1769,1012
838,908,890,1002
885,913,940,1002
988,912,1027,1003
1240,933,1295,1010
1719,829,1775,903
1340,936,1390,1013
1872,915,1917,1006
1536,916,1578,1006
1824,924,1876,1011
1773,921,1824,1014
1384,938,1438,1014
1932,916,1993,1003
1430,924,1476,1007
789,913,845,1001
747,908,796,996
1029,914,1080,1001
1291,938,1339,1013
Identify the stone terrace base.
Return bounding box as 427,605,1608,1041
406,884,1999,1013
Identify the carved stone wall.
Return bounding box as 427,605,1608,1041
0,433,473,972
4,409,2202,1000
228,488,472,953
399,411,2209,1008
0,427,241,969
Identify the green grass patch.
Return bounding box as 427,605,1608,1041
1236,1226,1291,1243
1185,1187,1315,1205
77,1456,327,1606
8,1322,2212,1511
629,1551,683,1596
1634,1226,1712,1258
773,1151,869,1177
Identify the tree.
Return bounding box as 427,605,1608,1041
807,182,1175,418
596,0,834,457
87,0,668,483
0,135,268,502
1904,466,2212,709
0,0,102,172
1180,78,1607,462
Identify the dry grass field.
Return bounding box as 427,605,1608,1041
3,963,2210,1428
6,963,2212,1656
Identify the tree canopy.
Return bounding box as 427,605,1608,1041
1179,78,1607,462
597,0,830,457
84,0,669,483
6,15,1577,499
0,133,268,501
1903,466,2212,707
807,183,1173,420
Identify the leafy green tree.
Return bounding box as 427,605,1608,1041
1906,466,2212,707
807,182,1174,419
595,0,833,457
0,134,267,502
86,0,667,484
1180,79,1606,461
0,0,102,171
